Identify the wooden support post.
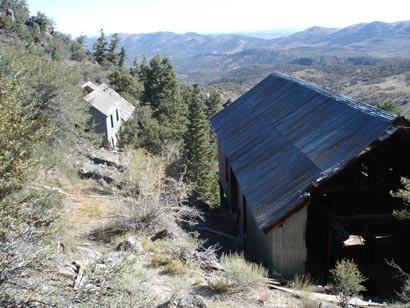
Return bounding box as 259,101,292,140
324,224,333,283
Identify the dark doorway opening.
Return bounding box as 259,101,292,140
306,130,410,299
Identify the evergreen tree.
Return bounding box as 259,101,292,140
29,11,53,32
183,86,218,204
118,46,127,68
140,55,187,141
93,28,108,65
108,33,120,65
205,91,222,121
108,70,142,103
129,57,139,78
205,91,222,147
70,34,88,62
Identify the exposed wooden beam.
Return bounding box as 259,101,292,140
311,201,349,242
334,214,395,225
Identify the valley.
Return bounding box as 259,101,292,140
86,21,410,112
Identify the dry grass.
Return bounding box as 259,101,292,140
164,259,186,274
208,253,268,293
151,254,172,267
77,199,103,217
208,276,235,293
89,149,202,242
291,273,316,292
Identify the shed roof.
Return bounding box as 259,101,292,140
100,83,136,121
211,72,401,232
82,82,135,120
84,86,118,116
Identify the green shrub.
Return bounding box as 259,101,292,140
377,100,400,115
151,254,172,267
399,277,410,303
164,259,186,274
330,259,367,307
391,177,410,220
208,276,235,293
215,253,268,293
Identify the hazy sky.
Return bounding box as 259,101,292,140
26,0,409,37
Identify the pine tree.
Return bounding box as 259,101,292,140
183,86,218,204
118,47,127,68
70,34,88,62
129,57,139,78
108,33,120,65
108,70,142,103
140,55,187,141
205,91,222,147
93,28,108,65
138,54,149,83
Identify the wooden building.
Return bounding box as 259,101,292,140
82,81,135,149
211,72,410,289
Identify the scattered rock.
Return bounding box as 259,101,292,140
74,267,86,290
76,246,103,260
0,8,15,23
151,229,173,241
107,251,123,265
58,267,77,280
57,241,65,252
65,262,79,273
116,235,142,253
72,259,91,269
157,294,207,308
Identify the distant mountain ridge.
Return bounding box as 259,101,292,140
87,20,410,83
271,20,410,55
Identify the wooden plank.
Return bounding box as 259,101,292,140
268,285,387,307
334,214,394,224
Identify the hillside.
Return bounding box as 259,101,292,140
1,1,410,305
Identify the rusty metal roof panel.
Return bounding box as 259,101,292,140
211,72,398,231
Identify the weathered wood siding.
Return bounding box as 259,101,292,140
218,132,308,277
90,106,108,138
217,142,228,193
237,182,307,277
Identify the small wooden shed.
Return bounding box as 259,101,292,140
82,81,135,148
211,72,410,286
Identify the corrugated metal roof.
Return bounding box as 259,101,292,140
82,82,135,120
100,83,136,121
84,87,118,116
212,72,400,232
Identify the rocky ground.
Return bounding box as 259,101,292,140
46,148,389,308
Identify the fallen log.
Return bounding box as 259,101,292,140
193,226,236,240
269,285,387,307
